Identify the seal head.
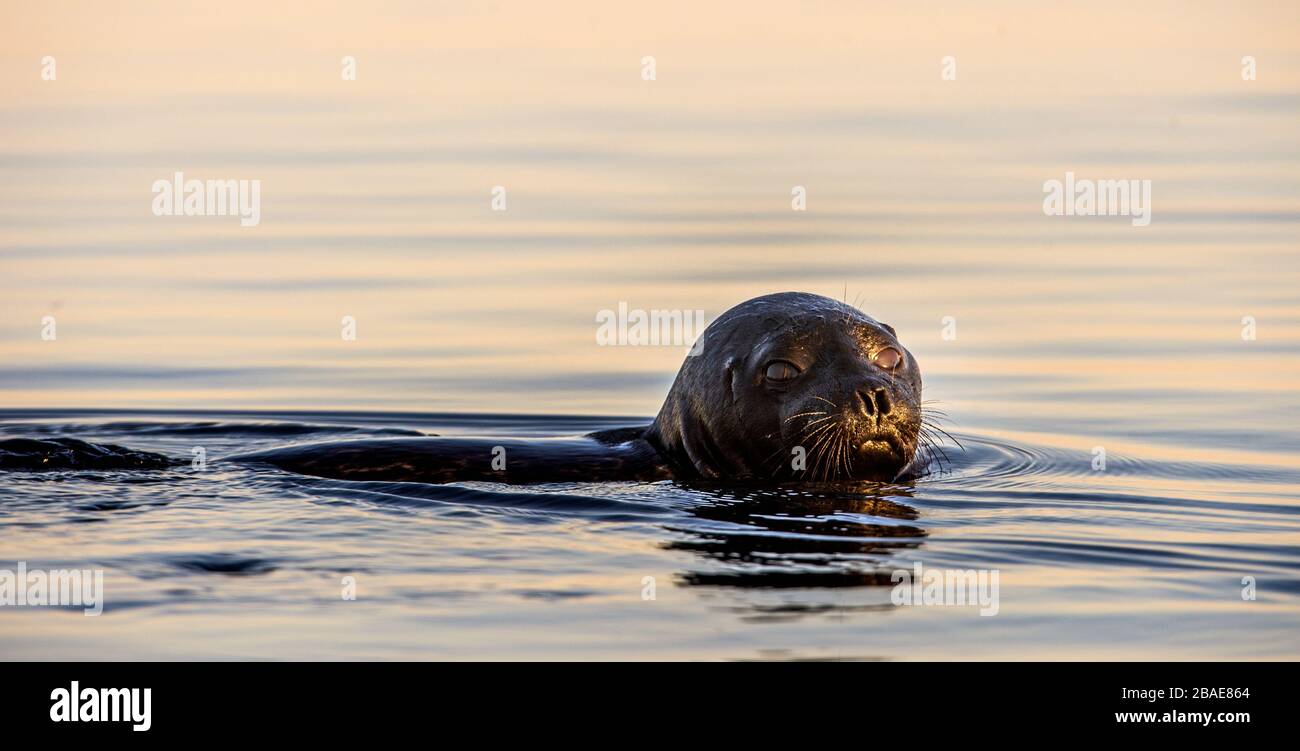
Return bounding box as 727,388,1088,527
645,292,923,482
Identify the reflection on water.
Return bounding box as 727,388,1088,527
668,484,925,589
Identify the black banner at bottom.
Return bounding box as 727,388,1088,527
2,661,1286,739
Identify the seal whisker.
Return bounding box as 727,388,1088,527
806,422,840,481
822,425,841,482
826,422,849,481
798,419,839,443
835,426,852,481
889,387,962,458
811,428,832,482
761,443,793,475
795,418,837,452
921,421,964,451
832,426,850,481
917,426,953,470
843,429,855,478
798,416,837,432
767,417,839,478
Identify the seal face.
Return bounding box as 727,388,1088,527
645,292,923,482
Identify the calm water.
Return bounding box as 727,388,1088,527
2,2,1299,658
1,408,1298,660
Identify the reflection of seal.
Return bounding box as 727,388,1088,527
2,293,932,484
644,292,925,482
669,484,927,588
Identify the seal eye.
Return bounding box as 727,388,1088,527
764,361,800,383
873,347,903,370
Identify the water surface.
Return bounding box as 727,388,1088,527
1,1,1299,659
0,409,1297,660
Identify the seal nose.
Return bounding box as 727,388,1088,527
856,387,891,419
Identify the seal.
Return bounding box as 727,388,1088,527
643,291,925,481
237,292,927,483
0,293,932,484
0,437,177,470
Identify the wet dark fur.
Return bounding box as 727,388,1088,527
0,437,177,470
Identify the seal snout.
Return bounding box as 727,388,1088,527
848,380,913,467
857,438,902,462
856,386,892,420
